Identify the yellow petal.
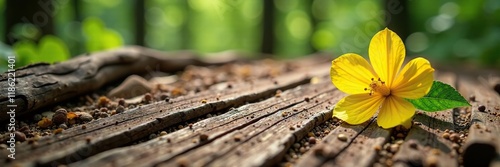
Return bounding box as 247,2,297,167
377,96,415,129
369,28,405,87
391,57,435,99
333,94,384,125
331,53,378,94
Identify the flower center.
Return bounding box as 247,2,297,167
365,78,391,96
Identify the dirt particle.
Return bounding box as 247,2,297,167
199,134,209,141
396,133,405,138
374,145,382,151
97,96,110,107
160,131,167,136
37,117,53,128
53,128,63,135
337,134,348,142
234,134,243,142
82,125,87,130
304,97,310,102
314,147,325,156
408,140,418,149
176,157,189,167
289,126,295,130
201,99,207,104
468,95,476,102
478,105,486,112
275,90,282,97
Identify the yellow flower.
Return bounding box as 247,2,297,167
331,28,434,129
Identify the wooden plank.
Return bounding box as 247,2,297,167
7,62,331,167
459,75,500,167
392,72,459,167
0,46,237,121
295,119,390,167
322,121,390,167
70,77,340,167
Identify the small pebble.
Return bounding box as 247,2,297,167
76,112,93,122
199,134,209,141
337,134,348,142
58,123,68,129
52,109,68,125
308,137,317,144
452,143,460,150
442,132,450,139
116,106,125,113
144,93,153,102
450,133,460,142
408,140,418,149
160,131,167,136
14,131,26,142
469,95,476,102
478,105,486,112
234,134,243,141
118,98,126,106
396,133,405,138
425,156,439,167
389,144,399,153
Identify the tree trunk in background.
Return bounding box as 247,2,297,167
134,0,145,46
180,0,190,49
4,0,54,45
384,0,409,41
306,0,317,54
260,0,274,55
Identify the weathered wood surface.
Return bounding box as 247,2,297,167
72,79,339,167
392,72,459,167
459,75,500,167
4,57,331,167
0,46,262,121
2,49,500,167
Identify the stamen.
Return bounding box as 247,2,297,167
367,78,390,96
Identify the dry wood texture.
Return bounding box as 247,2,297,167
4,55,332,167
0,46,238,121
459,75,500,167
2,47,499,167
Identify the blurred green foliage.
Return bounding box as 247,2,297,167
82,17,123,52
0,0,499,72
13,35,70,66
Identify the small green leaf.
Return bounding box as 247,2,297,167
407,81,470,112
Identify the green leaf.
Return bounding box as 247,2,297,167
407,81,470,112
38,35,70,63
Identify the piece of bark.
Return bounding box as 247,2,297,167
0,46,241,121
459,75,500,167
392,72,459,167
6,62,330,167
